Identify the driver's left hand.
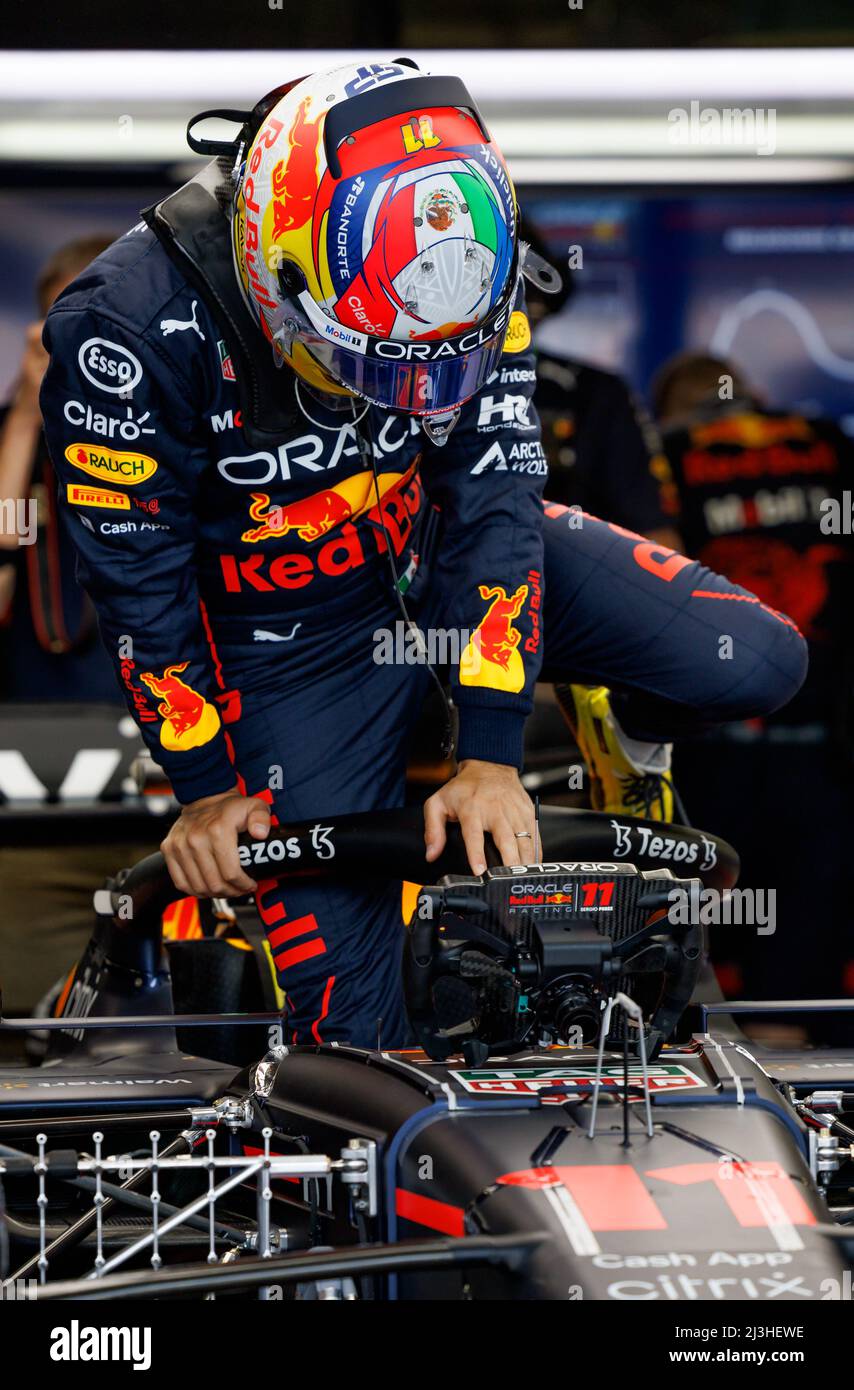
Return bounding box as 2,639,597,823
424,759,538,875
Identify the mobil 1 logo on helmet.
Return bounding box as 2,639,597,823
78,338,143,395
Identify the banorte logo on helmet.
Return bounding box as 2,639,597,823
231,61,518,418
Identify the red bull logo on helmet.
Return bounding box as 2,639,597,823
237,114,284,312
271,96,324,239
460,582,528,693
138,663,221,751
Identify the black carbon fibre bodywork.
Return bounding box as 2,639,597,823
226,1039,853,1301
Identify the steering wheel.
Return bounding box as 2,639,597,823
111,803,739,922
401,865,706,1062
89,805,736,1061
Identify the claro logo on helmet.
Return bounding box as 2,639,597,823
346,295,381,334
65,443,159,485
77,339,143,395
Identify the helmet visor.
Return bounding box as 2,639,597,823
303,329,508,414
276,265,520,415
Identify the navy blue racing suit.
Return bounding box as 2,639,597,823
40,226,807,1045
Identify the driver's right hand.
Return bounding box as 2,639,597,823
161,786,271,898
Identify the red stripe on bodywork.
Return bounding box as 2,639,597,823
395,1188,465,1237
647,1161,816,1229
498,1164,667,1231
558,1164,668,1231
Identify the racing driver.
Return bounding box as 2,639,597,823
40,61,807,1046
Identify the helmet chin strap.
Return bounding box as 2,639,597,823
294,377,370,431
420,407,461,446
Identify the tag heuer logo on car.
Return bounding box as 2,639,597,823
65,443,158,485
78,338,143,394
450,1064,705,1102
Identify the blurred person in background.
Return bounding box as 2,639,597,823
521,217,681,549
0,235,159,1030
0,234,118,702
655,352,854,1034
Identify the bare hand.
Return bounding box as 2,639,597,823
424,760,537,875
161,786,272,898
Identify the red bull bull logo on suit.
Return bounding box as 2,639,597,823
460,583,528,693
240,462,420,545
139,663,221,751
242,488,353,544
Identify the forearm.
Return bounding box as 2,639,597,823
40,303,237,803
421,289,546,766
443,507,546,769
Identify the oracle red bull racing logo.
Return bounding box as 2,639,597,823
221,464,423,593
460,582,528,693
138,663,221,751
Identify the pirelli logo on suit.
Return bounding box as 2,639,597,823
66,483,131,510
